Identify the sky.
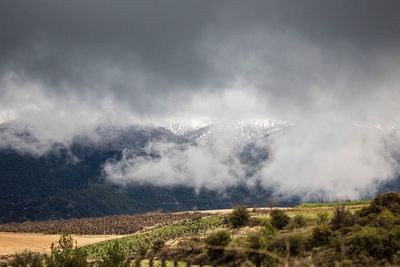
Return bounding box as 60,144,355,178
1,0,400,199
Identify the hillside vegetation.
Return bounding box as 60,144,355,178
4,192,400,266
0,146,283,223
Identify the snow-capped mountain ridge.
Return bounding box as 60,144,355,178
0,119,290,156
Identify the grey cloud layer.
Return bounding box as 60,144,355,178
1,0,400,117
1,1,400,199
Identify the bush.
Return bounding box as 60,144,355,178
356,212,378,226
289,214,306,229
359,192,400,217
133,242,148,266
348,226,399,260
311,225,333,246
172,238,203,260
271,233,307,256
270,210,290,230
248,217,264,227
287,233,307,256
371,192,400,214
261,222,279,238
148,239,165,256
317,212,329,225
99,241,129,267
374,209,395,228
227,205,250,228
45,234,88,267
330,206,355,230
246,222,277,250
246,228,279,266
8,250,44,267
205,230,231,247
205,230,232,261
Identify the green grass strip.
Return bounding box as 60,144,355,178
298,200,370,208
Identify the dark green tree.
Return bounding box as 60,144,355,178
227,205,250,228
270,210,290,230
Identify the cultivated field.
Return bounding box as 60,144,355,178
0,212,207,235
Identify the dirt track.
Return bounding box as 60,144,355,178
197,207,292,214
0,232,124,256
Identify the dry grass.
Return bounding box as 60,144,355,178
0,232,124,256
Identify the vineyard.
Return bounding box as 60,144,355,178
82,216,225,258
0,212,207,235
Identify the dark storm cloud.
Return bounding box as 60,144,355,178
0,1,219,105
1,0,400,114
221,0,400,46
1,0,400,199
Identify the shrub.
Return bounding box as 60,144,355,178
246,228,279,267
99,241,129,267
227,205,250,228
248,217,264,227
330,206,355,230
317,212,329,225
289,214,306,229
8,250,44,267
261,222,279,237
287,233,307,256
311,225,333,246
45,234,88,267
271,233,307,256
205,230,231,247
374,209,395,228
172,238,203,260
359,192,400,217
133,242,148,266
348,226,399,260
371,192,400,214
356,212,378,226
246,222,277,250
205,230,232,261
149,239,165,255
270,210,290,230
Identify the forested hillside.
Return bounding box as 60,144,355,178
0,143,278,223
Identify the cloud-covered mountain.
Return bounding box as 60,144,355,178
1,119,399,222
1,1,400,222
0,120,282,222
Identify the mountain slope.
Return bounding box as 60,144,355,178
0,121,397,223
0,122,285,222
